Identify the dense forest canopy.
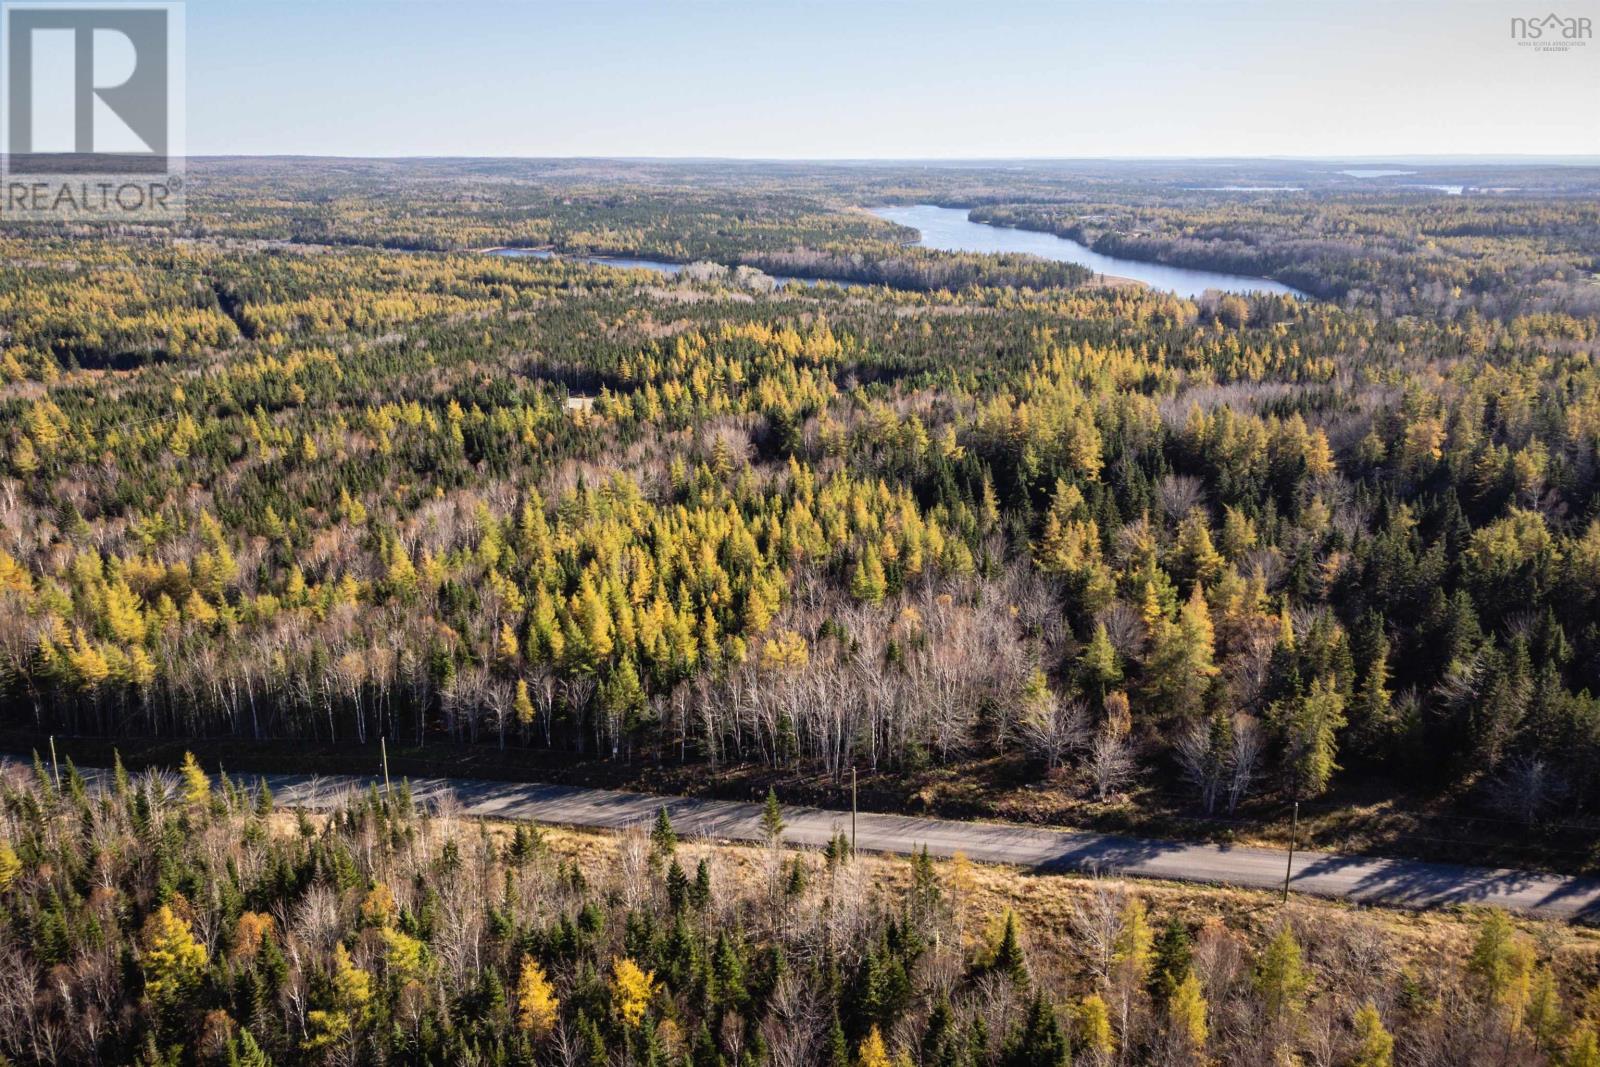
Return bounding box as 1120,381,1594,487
3,159,1600,869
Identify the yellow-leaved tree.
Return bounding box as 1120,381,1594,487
1169,968,1208,1053
304,943,373,1051
610,956,657,1028
1076,993,1116,1059
1348,1001,1393,1067
515,955,559,1038
180,751,210,808
856,1025,892,1067
142,904,208,1005
359,882,398,928
514,679,536,727
0,840,20,891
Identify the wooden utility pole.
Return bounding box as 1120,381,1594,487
1282,800,1299,903
48,735,60,789
851,766,858,853
381,736,391,796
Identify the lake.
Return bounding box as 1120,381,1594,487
871,204,1305,299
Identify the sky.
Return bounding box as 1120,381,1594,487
186,0,1600,158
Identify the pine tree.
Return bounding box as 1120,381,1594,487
1282,673,1346,798
142,904,209,1005
1467,910,1534,1021
851,546,888,605
1567,1026,1600,1067
760,787,785,845
713,931,748,1009
1075,992,1115,1060
1149,917,1192,1003
857,1025,892,1067
922,994,955,1065
180,751,211,809
1348,1002,1393,1067
691,858,712,909
229,1029,273,1067
651,806,677,862
786,856,808,898
827,1012,850,1067
1080,622,1122,704
514,679,536,728
1144,583,1218,721
1112,897,1153,985
1174,508,1224,588
1255,925,1308,1024
0,841,20,891
1002,990,1068,1067
1168,969,1208,1054
1352,628,1395,755
991,909,1029,985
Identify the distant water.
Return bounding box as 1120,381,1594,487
1340,168,1418,178
873,204,1305,299
487,248,684,271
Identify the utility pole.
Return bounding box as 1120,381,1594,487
1281,800,1299,904
48,735,61,789
381,736,391,797
851,766,858,853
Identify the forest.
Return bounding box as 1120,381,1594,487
3,755,1600,1066
970,198,1600,317
3,159,1600,870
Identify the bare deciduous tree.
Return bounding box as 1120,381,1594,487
1175,719,1226,814
1020,697,1090,772
1226,714,1264,814
1486,756,1563,826
1086,725,1136,801
1068,878,1127,981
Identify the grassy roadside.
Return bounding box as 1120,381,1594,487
7,728,1598,878
369,815,1600,984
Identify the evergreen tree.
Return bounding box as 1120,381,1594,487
1254,925,1308,1025
1075,993,1115,1061
991,910,1030,986
760,787,785,845
1280,673,1347,798
1002,990,1068,1067
1148,917,1192,1003
651,806,678,863
1079,622,1122,704
1348,1002,1393,1067
1168,969,1208,1054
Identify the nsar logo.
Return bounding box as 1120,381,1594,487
1510,12,1591,50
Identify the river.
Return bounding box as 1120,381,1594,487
871,204,1305,299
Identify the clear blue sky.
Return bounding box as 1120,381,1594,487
187,0,1600,158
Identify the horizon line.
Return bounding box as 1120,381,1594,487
182,152,1600,165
